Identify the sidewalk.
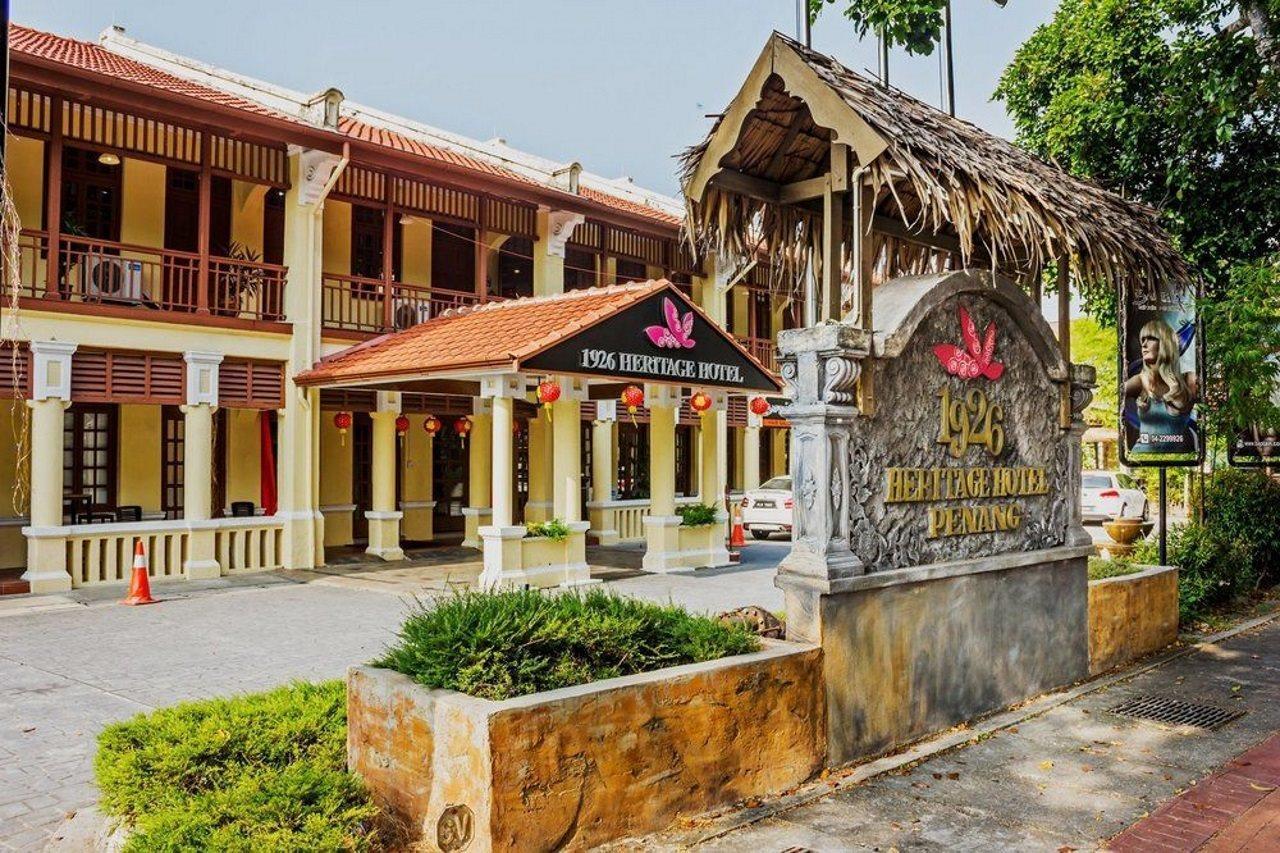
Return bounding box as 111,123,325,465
676,617,1280,852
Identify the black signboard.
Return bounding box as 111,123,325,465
522,288,780,392
1228,362,1280,468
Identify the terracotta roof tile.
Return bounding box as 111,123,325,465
338,116,541,187
10,24,298,124
579,186,682,226
297,281,668,386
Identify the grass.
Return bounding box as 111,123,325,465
95,681,379,852
374,588,760,701
1088,557,1144,581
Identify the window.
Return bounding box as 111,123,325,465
64,404,117,510
60,147,121,240
262,188,285,266
616,423,649,499
351,205,386,280
761,476,792,491
496,237,533,300
750,289,772,339
564,247,597,290
615,258,647,283
675,425,694,496
431,222,476,292
162,406,184,519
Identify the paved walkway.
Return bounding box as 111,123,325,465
688,618,1280,852
0,543,786,850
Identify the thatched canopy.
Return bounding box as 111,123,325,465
681,32,1191,306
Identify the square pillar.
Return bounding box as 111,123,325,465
551,377,584,522
22,341,76,593
182,351,223,580
401,421,435,542
534,208,581,297
697,395,731,567
524,414,552,524
587,400,619,544
642,385,682,573
462,399,493,548
365,392,404,561
743,411,763,493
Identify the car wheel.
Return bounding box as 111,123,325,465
750,530,770,540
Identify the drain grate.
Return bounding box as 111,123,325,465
1109,695,1245,730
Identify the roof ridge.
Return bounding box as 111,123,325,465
439,280,664,319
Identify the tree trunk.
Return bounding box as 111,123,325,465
1239,2,1278,68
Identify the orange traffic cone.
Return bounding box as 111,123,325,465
730,504,747,548
120,539,156,606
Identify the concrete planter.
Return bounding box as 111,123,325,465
1088,564,1179,674
480,522,591,588
347,641,825,851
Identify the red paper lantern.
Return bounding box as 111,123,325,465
620,385,645,413
536,379,562,406
690,391,714,413
333,411,352,445
749,396,770,416
422,414,442,435
395,415,411,437
453,416,472,436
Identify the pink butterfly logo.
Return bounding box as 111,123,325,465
644,297,696,349
932,305,1004,381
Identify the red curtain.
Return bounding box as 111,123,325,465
259,411,278,516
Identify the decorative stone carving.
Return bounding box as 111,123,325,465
293,148,345,206
821,355,860,403
1070,363,1097,420
544,210,585,258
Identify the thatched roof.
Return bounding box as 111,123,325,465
681,32,1191,304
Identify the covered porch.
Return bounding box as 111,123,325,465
296,280,781,588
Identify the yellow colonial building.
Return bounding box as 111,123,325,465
0,23,790,594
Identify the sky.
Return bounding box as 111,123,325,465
19,0,1059,199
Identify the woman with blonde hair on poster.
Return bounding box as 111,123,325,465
1123,318,1198,454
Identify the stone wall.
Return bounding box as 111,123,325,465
1088,565,1179,675
347,641,825,852
796,550,1089,766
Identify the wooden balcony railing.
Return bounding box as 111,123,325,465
7,230,287,324
737,336,778,372
321,273,497,334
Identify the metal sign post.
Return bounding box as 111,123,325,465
1158,465,1168,565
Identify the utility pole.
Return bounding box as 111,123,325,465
797,0,811,47
940,0,956,115
877,32,889,86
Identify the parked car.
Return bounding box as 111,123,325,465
740,476,793,539
1081,470,1148,522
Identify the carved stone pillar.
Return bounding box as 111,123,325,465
775,324,871,597
1064,363,1097,548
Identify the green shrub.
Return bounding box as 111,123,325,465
524,518,570,541
1134,523,1258,622
95,681,378,851
374,588,759,700
677,503,719,526
1087,557,1141,581
1203,469,1280,585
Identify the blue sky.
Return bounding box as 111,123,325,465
21,1,1058,198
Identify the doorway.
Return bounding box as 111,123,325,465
432,426,468,533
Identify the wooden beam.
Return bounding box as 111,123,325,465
1058,254,1072,429
196,131,212,315
780,175,830,205
762,116,806,177
707,168,780,205
821,172,843,322
43,96,63,299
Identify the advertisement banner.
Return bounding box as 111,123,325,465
1228,359,1280,468
1119,283,1203,467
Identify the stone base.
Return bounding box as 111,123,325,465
23,532,71,593
479,521,592,589
462,507,491,549
364,511,405,561
779,546,1091,766
347,642,825,851
642,515,730,572
522,500,553,525
182,559,222,581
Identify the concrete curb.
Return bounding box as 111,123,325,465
650,608,1280,849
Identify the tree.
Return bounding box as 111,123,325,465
807,0,1007,56
995,0,1280,314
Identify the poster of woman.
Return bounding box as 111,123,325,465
1120,289,1202,464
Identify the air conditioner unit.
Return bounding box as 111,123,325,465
392,297,432,330
84,257,145,301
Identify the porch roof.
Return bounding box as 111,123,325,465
295,281,782,393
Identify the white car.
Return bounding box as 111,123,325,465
1081,470,1148,522
740,476,793,539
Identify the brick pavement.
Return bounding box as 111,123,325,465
1108,733,1280,852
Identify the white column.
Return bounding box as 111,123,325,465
551,377,585,522
365,391,404,561
698,391,731,567
588,400,619,545
534,208,581,297
182,351,223,580
462,399,493,548
22,341,76,592
478,374,526,589
642,384,682,572
743,410,763,493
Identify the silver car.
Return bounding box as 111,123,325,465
1081,471,1149,522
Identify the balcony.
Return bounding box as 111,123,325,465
12,229,287,325
737,335,778,373
321,273,499,335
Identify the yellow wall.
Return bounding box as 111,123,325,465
7,134,44,231
401,217,432,286
732,288,749,336
120,158,166,248
320,416,354,546
401,427,432,540
117,404,161,513
0,403,27,568
224,408,262,509
231,181,266,257
322,199,352,275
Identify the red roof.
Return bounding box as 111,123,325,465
11,23,680,231
298,282,669,386
10,24,297,124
